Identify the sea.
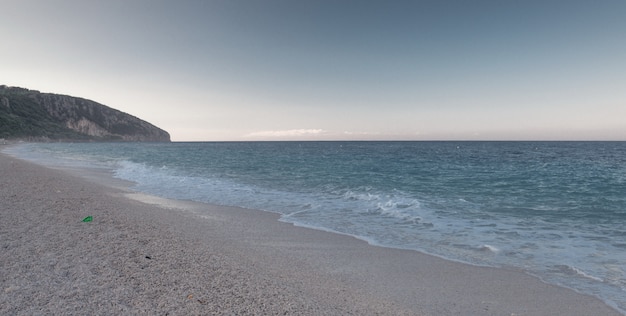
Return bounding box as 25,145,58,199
4,141,626,313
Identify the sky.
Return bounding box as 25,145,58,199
2,0,625,141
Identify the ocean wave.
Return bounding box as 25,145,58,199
479,244,501,253
552,265,604,282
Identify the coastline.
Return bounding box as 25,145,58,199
1,151,621,315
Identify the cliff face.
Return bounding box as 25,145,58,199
0,85,170,142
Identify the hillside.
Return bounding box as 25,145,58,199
0,85,170,142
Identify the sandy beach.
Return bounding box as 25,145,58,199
0,151,621,315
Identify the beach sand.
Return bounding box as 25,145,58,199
1,151,621,315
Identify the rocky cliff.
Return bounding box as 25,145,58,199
0,85,170,142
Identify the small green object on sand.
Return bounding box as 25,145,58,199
82,216,93,222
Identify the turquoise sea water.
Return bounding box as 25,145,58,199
5,141,626,313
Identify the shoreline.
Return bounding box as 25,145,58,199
1,151,621,315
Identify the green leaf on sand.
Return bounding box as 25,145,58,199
82,216,93,222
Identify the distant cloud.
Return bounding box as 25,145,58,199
343,131,381,136
245,129,325,138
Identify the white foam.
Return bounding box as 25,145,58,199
479,244,501,253
571,266,604,283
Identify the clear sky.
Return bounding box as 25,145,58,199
2,0,625,141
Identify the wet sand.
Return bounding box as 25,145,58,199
1,152,620,315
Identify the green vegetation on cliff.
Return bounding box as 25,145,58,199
0,90,87,140
0,85,170,141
